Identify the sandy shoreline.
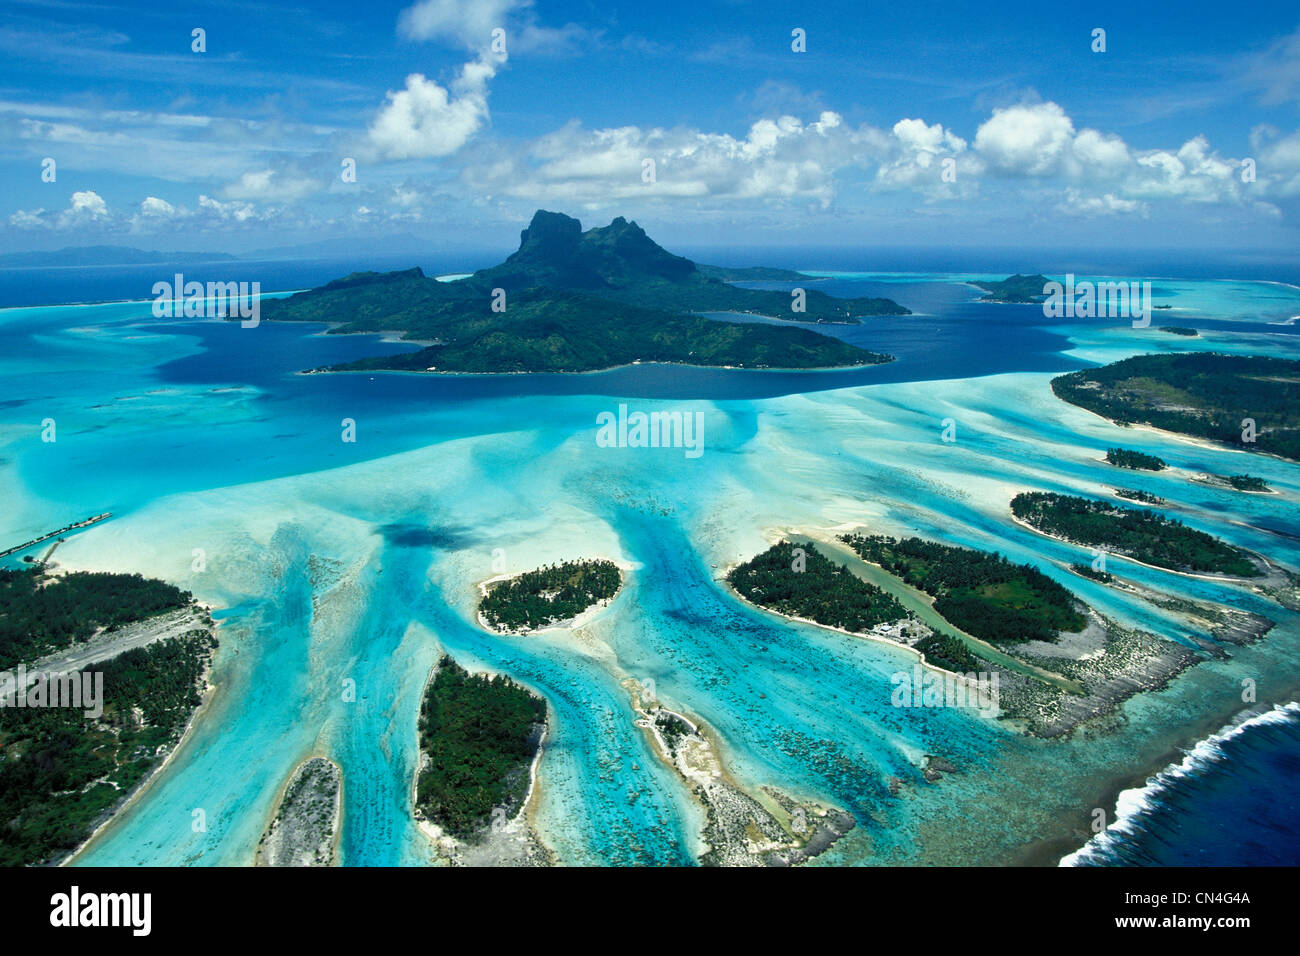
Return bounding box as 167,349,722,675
474,560,632,637
61,608,223,866
255,755,343,867
410,656,552,866
1007,511,1268,583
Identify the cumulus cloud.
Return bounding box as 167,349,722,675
967,100,1255,209
974,102,1077,176
466,111,885,207
367,58,498,160
8,208,48,229
398,0,523,49
139,196,177,217
55,190,109,228
198,194,258,223
1059,189,1147,217
874,118,973,195
223,169,315,202
68,190,108,218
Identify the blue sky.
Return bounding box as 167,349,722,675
2,0,1299,256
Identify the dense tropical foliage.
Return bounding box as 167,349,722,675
1051,353,1300,461
726,540,906,633
415,656,546,840
1011,491,1259,577
1105,447,1167,470
0,631,215,866
840,534,1086,643
480,559,621,632
0,568,192,669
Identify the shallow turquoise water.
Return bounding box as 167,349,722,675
2,273,1297,865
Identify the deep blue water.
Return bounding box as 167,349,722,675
0,254,491,309
1070,704,1300,866
5,256,1298,865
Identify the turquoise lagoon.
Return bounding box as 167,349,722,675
2,272,1298,866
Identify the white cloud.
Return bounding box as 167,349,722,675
875,118,973,195
198,194,258,223
56,189,109,227
139,196,177,217
1059,189,1147,217
398,0,524,49
1128,136,1242,202
223,169,315,202
367,55,500,159
974,102,1076,176
8,208,48,229
467,111,886,207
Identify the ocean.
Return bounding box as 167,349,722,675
1064,703,1300,866
1,257,1297,866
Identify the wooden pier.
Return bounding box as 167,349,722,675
0,512,112,560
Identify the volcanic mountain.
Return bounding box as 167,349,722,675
257,211,907,374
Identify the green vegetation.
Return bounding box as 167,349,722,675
654,711,693,753
0,631,215,866
261,211,905,374
1105,447,1167,471
1011,491,1259,577
473,212,905,321
913,633,983,672
1227,474,1271,492
726,541,906,633
1070,562,1114,583
971,274,1051,304
839,534,1086,643
415,656,546,840
0,568,192,670
328,287,887,374
1051,353,1300,461
1159,326,1198,336
480,559,621,632
1114,487,1164,505
695,264,812,282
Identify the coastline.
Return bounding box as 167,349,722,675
301,353,894,378
410,656,553,866
1058,701,1300,866
1007,511,1270,583
254,755,343,867
60,614,222,866
1015,686,1300,867
474,561,631,637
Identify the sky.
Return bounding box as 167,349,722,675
1,0,1299,258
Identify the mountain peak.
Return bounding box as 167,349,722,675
495,210,692,287
520,209,581,244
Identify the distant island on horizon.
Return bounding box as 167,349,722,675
257,210,910,375
0,246,239,268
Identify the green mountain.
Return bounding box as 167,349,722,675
972,274,1051,303
468,211,906,321
261,211,903,374
1051,352,1300,461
